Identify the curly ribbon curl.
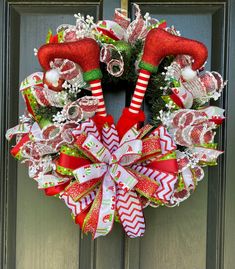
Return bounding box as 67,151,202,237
114,4,150,43
51,58,86,88
169,108,225,147
165,55,226,108
171,146,222,204
100,44,124,77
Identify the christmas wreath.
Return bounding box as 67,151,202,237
6,5,226,238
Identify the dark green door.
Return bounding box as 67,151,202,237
1,1,235,269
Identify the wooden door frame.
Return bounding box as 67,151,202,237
1,0,234,269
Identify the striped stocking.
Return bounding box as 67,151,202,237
89,79,107,117
129,69,151,114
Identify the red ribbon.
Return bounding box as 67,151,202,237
170,93,184,108
44,180,70,196
11,134,30,159
75,207,91,228
57,153,91,170
147,159,178,174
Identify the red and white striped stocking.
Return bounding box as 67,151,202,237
129,69,151,114
89,79,107,117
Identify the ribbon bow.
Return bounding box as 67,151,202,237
74,134,143,191
59,120,178,238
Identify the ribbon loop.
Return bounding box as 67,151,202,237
73,163,107,183
120,127,139,145
82,134,111,163
94,172,116,238
109,163,138,191
111,139,142,166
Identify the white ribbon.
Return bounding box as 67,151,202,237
74,134,142,191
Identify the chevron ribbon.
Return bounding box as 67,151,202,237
132,164,177,202
150,125,177,154
116,187,145,238
102,123,119,153
132,164,169,181
153,172,177,202
60,187,98,216
72,119,100,140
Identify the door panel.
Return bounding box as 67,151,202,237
131,3,225,269
138,8,211,269
15,3,126,269
15,5,99,269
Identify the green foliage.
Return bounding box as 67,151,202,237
34,106,62,122
145,56,174,126
101,39,143,87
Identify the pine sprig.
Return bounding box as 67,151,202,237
101,40,143,88
145,56,174,126
34,106,62,122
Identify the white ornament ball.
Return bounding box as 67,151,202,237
181,66,197,81
45,69,60,87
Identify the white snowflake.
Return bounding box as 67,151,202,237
165,100,177,110
52,111,67,124
74,13,85,20
157,110,172,126
184,149,200,168
213,92,221,101
69,83,82,94
62,80,71,90
85,15,94,25
73,13,96,39
144,12,151,25
33,48,38,56
19,115,31,123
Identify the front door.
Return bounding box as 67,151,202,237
1,1,234,269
